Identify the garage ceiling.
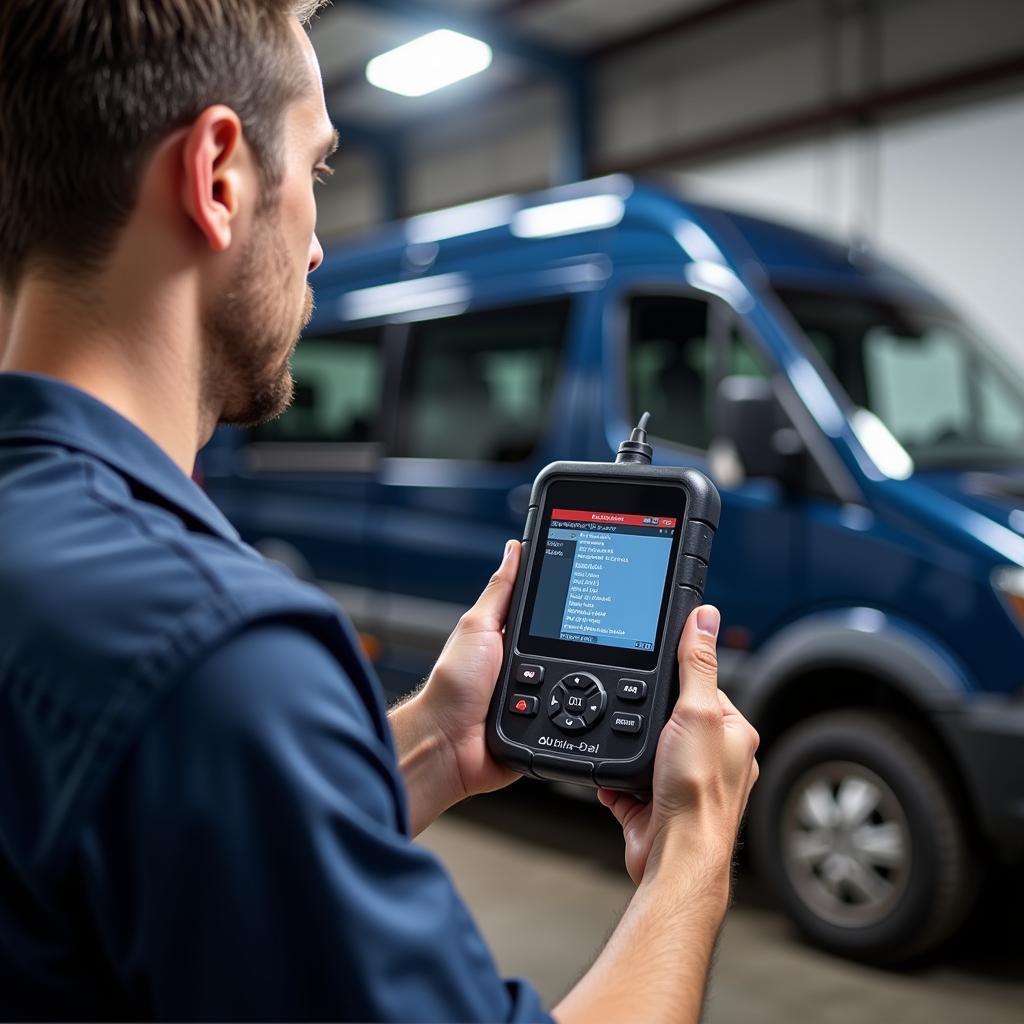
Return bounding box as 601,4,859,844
313,0,736,126
309,0,1024,227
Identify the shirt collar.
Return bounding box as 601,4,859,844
0,371,240,543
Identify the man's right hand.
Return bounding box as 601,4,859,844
554,605,759,1024
597,604,759,892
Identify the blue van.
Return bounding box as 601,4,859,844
201,175,1024,964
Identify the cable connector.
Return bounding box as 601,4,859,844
616,411,653,465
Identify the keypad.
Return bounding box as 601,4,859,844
548,671,607,733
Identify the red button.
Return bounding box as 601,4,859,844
509,693,538,716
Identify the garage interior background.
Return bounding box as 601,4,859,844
309,0,1024,366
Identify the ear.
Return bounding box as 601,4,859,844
180,105,247,253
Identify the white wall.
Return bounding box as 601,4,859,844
876,95,1024,362
680,91,1024,365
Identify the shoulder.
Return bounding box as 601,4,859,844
146,623,405,828
0,446,337,687
0,446,391,826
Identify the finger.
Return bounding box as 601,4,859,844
675,604,720,710
597,787,645,829
460,540,521,633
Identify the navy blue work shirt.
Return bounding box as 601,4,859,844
0,372,550,1022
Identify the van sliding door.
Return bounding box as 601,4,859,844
370,297,573,697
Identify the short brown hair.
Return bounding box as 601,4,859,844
0,0,329,295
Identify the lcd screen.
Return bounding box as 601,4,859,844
529,507,677,651
518,477,686,671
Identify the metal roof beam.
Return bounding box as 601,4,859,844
589,0,799,60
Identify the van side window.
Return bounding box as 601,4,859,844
779,288,1024,464
728,330,771,379
630,298,768,450
629,296,715,450
251,328,383,444
394,300,570,462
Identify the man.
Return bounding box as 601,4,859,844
0,2,759,1020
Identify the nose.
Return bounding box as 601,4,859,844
308,233,324,274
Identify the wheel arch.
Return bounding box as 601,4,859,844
733,608,984,837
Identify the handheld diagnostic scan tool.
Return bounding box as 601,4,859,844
486,414,721,794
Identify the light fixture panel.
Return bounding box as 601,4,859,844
366,29,493,97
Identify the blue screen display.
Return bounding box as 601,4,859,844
528,507,677,652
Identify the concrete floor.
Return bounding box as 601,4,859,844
418,782,1023,1023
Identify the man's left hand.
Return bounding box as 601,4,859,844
389,540,522,834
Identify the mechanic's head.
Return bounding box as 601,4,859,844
0,0,336,426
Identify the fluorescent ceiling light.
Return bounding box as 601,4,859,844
512,194,625,239
366,30,492,97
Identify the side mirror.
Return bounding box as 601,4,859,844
711,376,804,489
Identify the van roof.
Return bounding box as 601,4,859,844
313,175,937,307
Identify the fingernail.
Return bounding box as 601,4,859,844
503,539,514,561
696,605,720,637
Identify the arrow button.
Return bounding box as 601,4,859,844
546,683,567,720
557,713,586,733
563,672,596,690
582,687,607,727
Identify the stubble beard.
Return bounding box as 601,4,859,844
204,206,315,429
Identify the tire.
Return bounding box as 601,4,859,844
749,710,979,964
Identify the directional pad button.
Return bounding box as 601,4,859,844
581,685,607,726
564,672,597,690
550,672,607,730
556,713,587,733
547,683,567,715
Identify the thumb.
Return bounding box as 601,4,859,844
461,539,521,634
674,604,721,714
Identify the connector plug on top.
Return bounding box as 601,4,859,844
615,411,653,465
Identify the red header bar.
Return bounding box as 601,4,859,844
551,508,677,529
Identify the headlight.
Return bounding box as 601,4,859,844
992,566,1024,634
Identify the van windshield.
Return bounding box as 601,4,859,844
777,289,1024,469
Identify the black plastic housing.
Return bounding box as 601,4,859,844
485,460,721,795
